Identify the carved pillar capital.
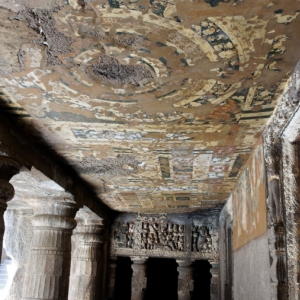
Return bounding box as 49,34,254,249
73,222,105,243
130,256,148,300
29,196,78,217
176,260,194,300
130,256,148,264
176,259,193,267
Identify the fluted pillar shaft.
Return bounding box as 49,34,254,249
176,260,193,300
130,256,148,300
68,222,105,300
21,197,78,300
0,155,20,263
107,256,117,299
210,261,220,300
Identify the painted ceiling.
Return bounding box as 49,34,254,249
0,0,300,213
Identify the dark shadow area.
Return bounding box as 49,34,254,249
145,258,178,300
192,260,211,300
114,256,132,300
0,99,114,219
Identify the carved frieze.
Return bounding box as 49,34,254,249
111,213,219,260
114,215,185,252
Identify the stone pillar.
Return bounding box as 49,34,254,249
0,155,20,263
176,260,193,300
21,196,78,300
275,222,288,299
68,220,105,300
210,261,220,300
130,256,148,300
107,256,117,299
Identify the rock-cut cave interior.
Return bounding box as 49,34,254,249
0,0,300,299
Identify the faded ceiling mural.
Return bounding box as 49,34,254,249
0,0,299,212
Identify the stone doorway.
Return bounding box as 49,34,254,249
192,260,212,300
114,256,133,300
145,258,178,300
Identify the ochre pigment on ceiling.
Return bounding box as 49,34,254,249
0,0,300,212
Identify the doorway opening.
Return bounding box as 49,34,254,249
114,256,132,300
145,258,178,300
192,260,211,300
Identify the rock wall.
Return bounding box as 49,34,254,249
233,232,272,300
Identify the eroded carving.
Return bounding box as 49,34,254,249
112,213,219,260
192,215,219,254
192,226,212,252
91,54,154,86
114,215,185,251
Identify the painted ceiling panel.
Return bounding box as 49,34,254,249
0,0,300,212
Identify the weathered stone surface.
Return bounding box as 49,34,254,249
233,232,272,300
91,54,154,86
176,260,193,300
209,261,220,300
218,196,233,300
111,212,219,260
0,0,299,214
0,0,65,11
0,155,20,263
130,256,148,300
0,8,39,75
68,207,105,300
107,256,117,299
22,196,78,300
4,200,33,300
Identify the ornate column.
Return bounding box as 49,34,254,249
107,256,117,299
21,195,78,300
0,154,20,263
130,256,148,300
68,219,105,300
176,260,193,300
210,260,220,300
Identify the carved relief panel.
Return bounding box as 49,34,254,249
191,215,219,254
111,213,219,260
114,215,185,251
